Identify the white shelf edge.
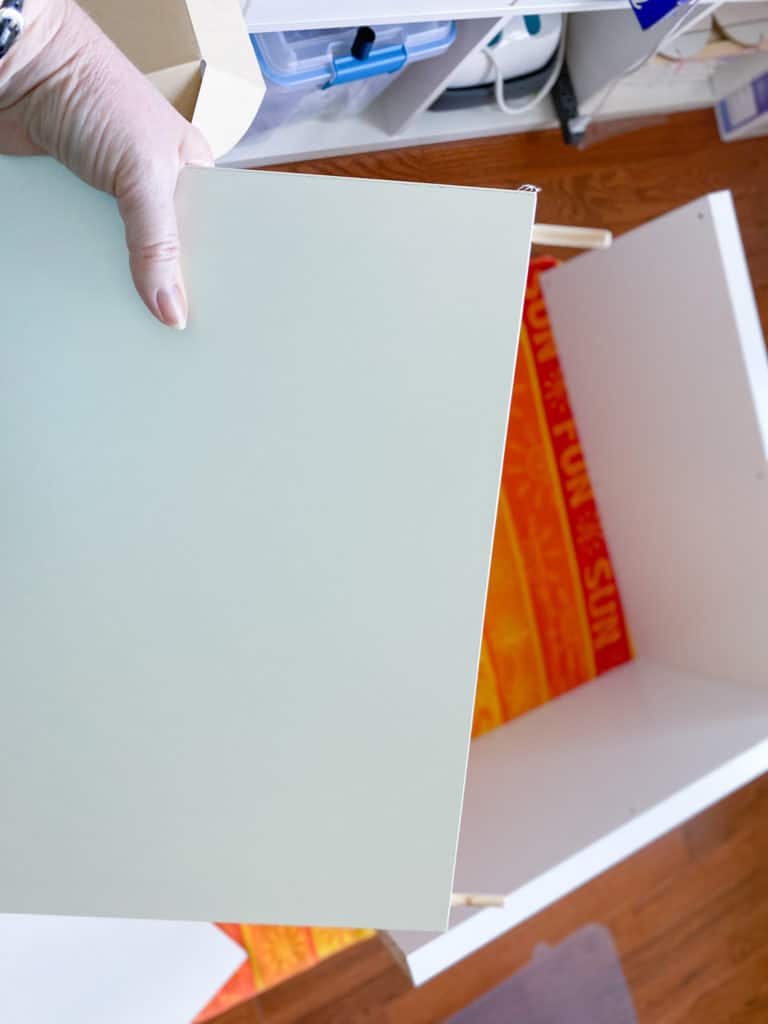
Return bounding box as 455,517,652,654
244,0,626,32
404,729,768,984
389,659,768,985
244,0,768,28
220,69,715,169
221,102,556,168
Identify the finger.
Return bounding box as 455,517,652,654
117,170,187,330
180,126,214,168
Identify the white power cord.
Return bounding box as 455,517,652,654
485,17,568,117
477,0,718,127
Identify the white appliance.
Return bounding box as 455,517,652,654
447,15,563,88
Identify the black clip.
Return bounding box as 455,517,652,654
350,26,376,62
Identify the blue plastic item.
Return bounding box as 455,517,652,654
327,44,407,87
245,22,456,136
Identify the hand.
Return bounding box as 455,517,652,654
0,0,213,328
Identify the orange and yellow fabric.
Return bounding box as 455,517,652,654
474,256,631,735
194,258,632,1022
196,924,374,1020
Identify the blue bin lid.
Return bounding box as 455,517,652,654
251,22,456,88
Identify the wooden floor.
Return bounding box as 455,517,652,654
216,109,768,1024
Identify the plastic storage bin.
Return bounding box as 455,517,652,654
246,23,457,136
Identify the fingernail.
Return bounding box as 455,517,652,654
156,285,187,330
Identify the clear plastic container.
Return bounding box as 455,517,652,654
245,23,456,136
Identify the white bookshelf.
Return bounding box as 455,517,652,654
226,1,746,168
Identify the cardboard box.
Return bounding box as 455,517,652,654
717,67,768,140
80,0,265,158
714,53,768,141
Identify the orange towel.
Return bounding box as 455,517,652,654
475,256,631,735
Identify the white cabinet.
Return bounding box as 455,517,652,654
223,2,764,167
390,191,768,983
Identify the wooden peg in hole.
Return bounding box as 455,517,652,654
532,224,613,249
450,892,506,909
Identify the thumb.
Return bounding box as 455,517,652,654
117,171,187,330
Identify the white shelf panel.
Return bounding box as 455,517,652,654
220,68,715,168
243,0,631,31
222,101,556,168
390,659,768,984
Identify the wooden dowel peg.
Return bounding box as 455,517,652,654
450,892,506,909
532,224,613,250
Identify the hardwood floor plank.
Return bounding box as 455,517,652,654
684,775,768,863
291,965,410,1024
622,871,768,1022
681,948,768,1024
258,938,409,1024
